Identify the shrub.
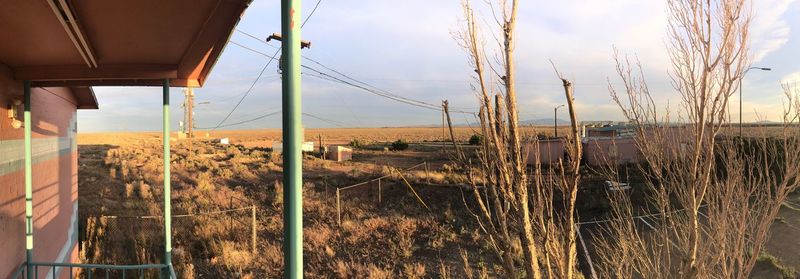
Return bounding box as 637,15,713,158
403,262,426,279
391,139,409,151
469,134,483,145
349,139,362,148
124,183,134,198
271,180,283,207
536,132,548,140
196,172,215,191
137,182,153,200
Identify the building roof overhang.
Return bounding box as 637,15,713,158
0,0,251,90
69,86,97,109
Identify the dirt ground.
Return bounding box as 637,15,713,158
754,192,800,278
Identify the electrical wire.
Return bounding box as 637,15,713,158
232,35,477,114
205,1,323,131
230,40,449,112
198,111,349,130
198,110,281,129
302,66,477,115
302,0,323,28
207,47,280,132
303,112,348,127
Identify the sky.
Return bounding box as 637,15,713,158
78,0,800,132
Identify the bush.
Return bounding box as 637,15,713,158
349,139,362,148
391,139,409,151
469,134,483,145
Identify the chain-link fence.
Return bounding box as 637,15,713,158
81,206,257,278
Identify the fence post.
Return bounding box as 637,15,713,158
336,188,341,226
377,178,382,207
252,205,257,254
424,161,429,183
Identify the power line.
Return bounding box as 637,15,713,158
206,1,323,131
235,29,273,45
208,47,280,132
197,75,281,103
303,112,348,127
231,38,477,114
229,41,444,111
301,68,439,111
198,110,348,130
198,110,281,129
302,66,477,115
302,0,323,28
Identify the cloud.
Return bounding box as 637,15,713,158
79,0,798,131
781,72,800,84
750,0,797,62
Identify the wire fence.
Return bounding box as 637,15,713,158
82,205,258,273
330,162,430,225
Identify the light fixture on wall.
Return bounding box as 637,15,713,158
7,99,22,129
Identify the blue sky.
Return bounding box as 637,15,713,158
78,0,800,132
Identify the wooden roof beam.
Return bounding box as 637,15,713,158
45,0,97,68
14,64,178,81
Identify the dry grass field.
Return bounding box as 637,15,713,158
76,127,800,278
78,126,561,146
77,128,503,278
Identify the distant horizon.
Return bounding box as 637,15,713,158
78,120,791,134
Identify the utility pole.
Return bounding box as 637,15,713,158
554,104,564,138
274,2,310,277
183,87,195,153
183,88,195,138
739,66,771,137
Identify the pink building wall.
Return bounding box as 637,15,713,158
525,139,566,165
0,65,80,279
582,138,641,165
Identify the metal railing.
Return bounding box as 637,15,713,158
12,262,175,279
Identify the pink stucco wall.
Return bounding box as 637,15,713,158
583,138,641,165
525,139,566,165
0,64,80,279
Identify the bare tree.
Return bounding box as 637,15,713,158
453,1,584,278
593,0,800,278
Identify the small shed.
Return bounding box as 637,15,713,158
327,145,352,162
272,141,315,154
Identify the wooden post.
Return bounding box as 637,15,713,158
377,178,382,207
252,205,257,253
318,134,325,159
424,162,429,183
336,188,341,226
443,100,465,161
188,88,194,154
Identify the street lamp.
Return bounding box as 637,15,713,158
554,104,565,138
739,66,771,137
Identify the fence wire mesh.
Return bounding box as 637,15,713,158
80,207,257,278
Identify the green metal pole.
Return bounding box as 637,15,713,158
162,79,172,276
23,80,33,279
281,0,302,278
